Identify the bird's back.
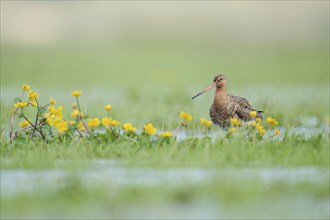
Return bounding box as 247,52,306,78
209,94,263,128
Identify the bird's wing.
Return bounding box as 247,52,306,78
228,94,257,121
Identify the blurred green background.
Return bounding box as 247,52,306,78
1,1,329,127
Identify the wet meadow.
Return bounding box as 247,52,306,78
1,2,329,219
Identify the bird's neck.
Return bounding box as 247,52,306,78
214,86,228,105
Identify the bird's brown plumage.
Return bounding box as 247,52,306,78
192,74,263,129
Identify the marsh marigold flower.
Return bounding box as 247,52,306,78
228,127,237,134
200,118,212,127
102,117,120,127
14,101,28,108
19,120,30,128
248,121,256,127
50,97,56,105
45,113,56,126
69,120,76,126
28,90,39,101
230,117,242,126
71,91,82,97
48,106,63,119
22,84,30,91
256,117,262,123
88,117,100,129
274,129,280,136
104,105,112,111
71,110,83,118
122,123,136,132
143,123,157,135
249,111,257,118
266,117,278,126
14,101,28,109
159,131,173,138
55,120,68,134
77,121,86,132
256,123,266,135
110,118,120,127
180,111,192,122
30,101,38,107
102,117,111,127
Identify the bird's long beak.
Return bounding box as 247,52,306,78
191,82,216,99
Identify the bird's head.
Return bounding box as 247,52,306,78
213,74,226,88
192,74,227,99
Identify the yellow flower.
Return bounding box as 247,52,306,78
48,106,63,119
143,123,157,135
256,123,266,135
228,127,237,134
266,117,278,126
71,110,83,118
19,120,30,128
104,105,112,111
72,104,78,109
77,121,85,132
22,84,30,91
200,118,212,127
102,117,111,126
28,90,39,101
274,129,280,136
30,100,38,107
230,118,242,126
255,118,262,123
248,121,256,127
249,111,257,118
180,111,192,122
71,91,82,97
110,119,120,127
46,118,54,126
45,113,56,125
14,101,28,108
69,120,76,126
88,117,100,129
159,131,173,138
54,120,68,134
101,117,120,127
50,97,56,105
122,123,136,132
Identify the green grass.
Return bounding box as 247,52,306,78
1,133,329,169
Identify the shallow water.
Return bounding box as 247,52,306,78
2,160,329,219
1,159,329,197
175,124,329,141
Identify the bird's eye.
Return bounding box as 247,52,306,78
219,78,223,81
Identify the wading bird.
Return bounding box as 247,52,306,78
192,74,263,128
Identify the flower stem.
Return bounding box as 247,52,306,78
22,115,46,142
9,108,19,143
30,99,40,138
75,96,92,134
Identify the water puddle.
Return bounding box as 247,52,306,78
1,159,328,197
175,125,329,141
